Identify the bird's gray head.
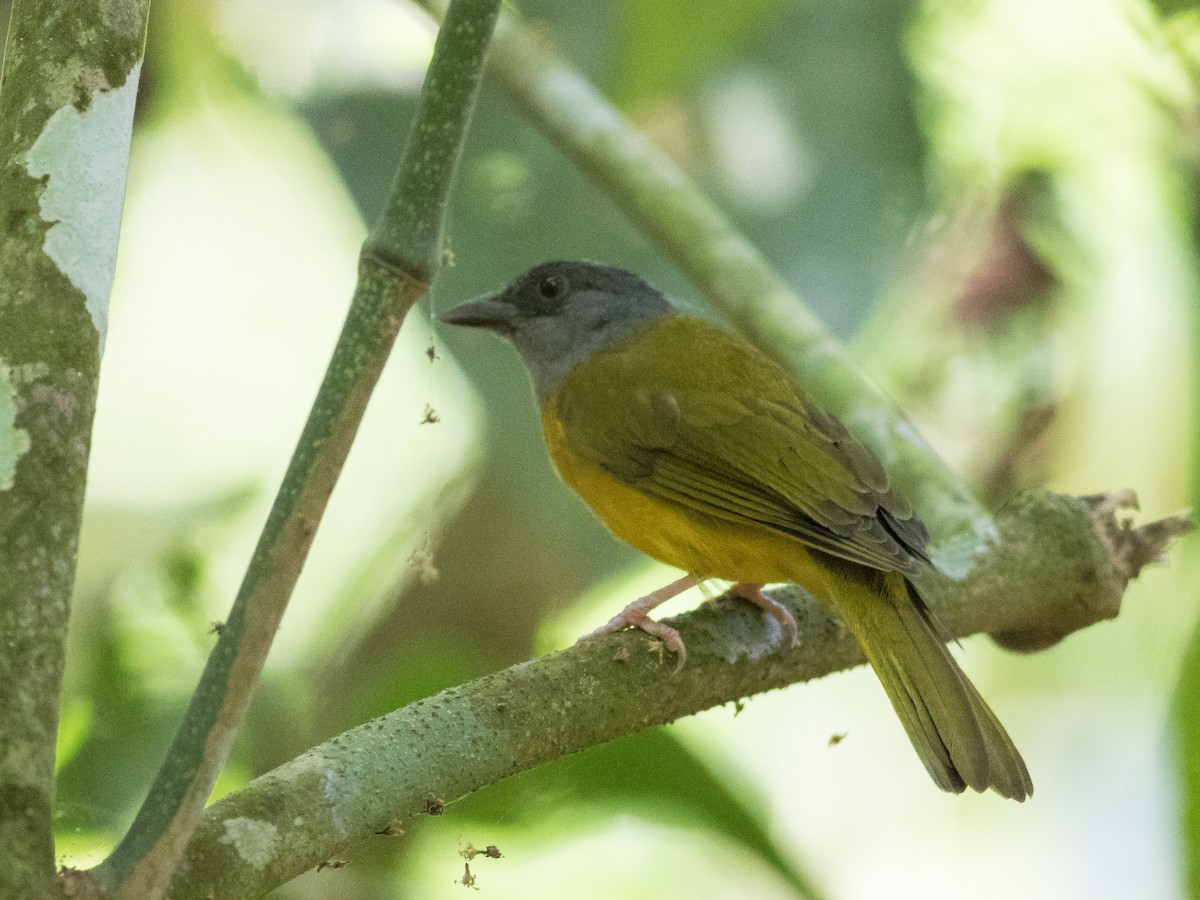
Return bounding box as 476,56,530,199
441,260,676,396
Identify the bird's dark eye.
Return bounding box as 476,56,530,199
538,275,567,300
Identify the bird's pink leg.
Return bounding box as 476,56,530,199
732,583,800,647
577,575,698,668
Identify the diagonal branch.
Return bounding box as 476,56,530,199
167,491,1189,900
91,2,502,897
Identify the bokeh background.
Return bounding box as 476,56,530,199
6,0,1200,896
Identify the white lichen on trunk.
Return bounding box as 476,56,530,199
23,61,143,357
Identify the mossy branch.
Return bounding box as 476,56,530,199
167,491,1187,899
0,1,151,897
91,2,502,897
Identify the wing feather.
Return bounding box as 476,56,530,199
554,316,929,572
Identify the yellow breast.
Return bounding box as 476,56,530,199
539,402,829,590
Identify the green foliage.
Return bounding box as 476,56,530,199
54,698,93,773
1174,619,1200,898
614,0,791,105
23,0,1198,895
447,727,825,898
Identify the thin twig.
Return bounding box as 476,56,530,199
92,2,503,897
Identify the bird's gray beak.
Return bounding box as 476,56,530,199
440,293,519,333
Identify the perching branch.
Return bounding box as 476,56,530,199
0,2,151,897
91,2,502,897
168,491,1188,900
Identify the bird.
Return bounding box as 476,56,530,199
441,259,1032,800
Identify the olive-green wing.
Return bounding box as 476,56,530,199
554,316,928,572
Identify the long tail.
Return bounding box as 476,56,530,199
835,571,1033,800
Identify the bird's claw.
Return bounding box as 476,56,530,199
577,608,687,671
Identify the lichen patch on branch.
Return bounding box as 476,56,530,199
217,817,281,870
928,514,1000,580
23,60,143,357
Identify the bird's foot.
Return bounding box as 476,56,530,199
578,608,687,671
576,575,696,671
732,583,799,647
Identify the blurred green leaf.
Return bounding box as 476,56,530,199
446,727,824,899
743,0,924,336
55,699,94,773
162,542,212,639
616,0,790,105
139,0,265,121
1174,608,1200,898
55,601,190,836
1153,0,1199,18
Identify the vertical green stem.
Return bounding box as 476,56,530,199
94,1,502,897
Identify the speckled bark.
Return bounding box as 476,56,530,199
0,1,150,897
